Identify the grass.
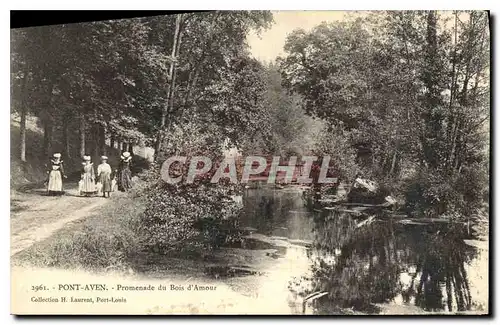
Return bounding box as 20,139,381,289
10,113,93,188
13,193,146,272
12,187,251,281
11,115,51,188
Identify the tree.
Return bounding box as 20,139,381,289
11,12,274,167
154,13,183,156
239,62,322,158
11,29,29,162
279,11,489,220
137,11,275,253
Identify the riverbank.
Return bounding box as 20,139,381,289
11,185,490,315
11,191,312,314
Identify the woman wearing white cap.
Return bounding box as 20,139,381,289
117,151,132,192
47,153,65,196
80,155,96,196
97,155,112,198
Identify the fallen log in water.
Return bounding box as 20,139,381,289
238,226,258,234
330,202,390,208
356,215,376,228
319,206,469,227
376,213,468,226
288,239,313,247
323,207,364,213
323,205,392,215
317,198,343,206
204,265,264,278
396,218,458,224
302,291,329,314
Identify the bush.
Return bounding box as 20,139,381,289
138,121,245,255
404,164,487,219
139,175,242,255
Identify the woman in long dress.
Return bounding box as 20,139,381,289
117,151,132,192
81,155,96,196
97,155,112,198
47,153,65,196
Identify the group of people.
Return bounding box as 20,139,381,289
46,151,133,197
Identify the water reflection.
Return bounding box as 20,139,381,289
292,209,479,313
237,186,481,314
240,185,314,241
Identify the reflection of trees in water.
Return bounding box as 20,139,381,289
399,228,477,312
293,211,478,313
241,188,304,234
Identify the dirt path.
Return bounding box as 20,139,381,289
10,185,115,256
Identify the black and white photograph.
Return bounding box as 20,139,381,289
9,10,490,315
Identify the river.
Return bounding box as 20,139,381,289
10,182,488,315
216,184,489,315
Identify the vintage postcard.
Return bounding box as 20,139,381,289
10,10,490,315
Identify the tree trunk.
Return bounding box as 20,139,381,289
79,115,86,159
122,142,128,152
98,124,106,156
389,150,398,176
167,18,183,117
154,134,162,161
19,105,27,162
94,126,99,159
446,11,459,168
421,11,442,169
63,118,71,159
43,118,53,157
155,13,183,162
182,14,221,109
110,135,115,149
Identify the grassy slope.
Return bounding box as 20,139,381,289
10,113,152,190
11,114,52,188
12,193,146,270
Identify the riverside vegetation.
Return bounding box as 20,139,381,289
11,11,489,300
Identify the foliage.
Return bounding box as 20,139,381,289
404,162,488,219
140,180,242,254
245,63,326,157
11,11,275,261
139,116,246,254
11,11,274,160
279,11,490,219
311,125,359,182
131,12,274,254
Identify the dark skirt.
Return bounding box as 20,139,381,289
118,169,132,191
